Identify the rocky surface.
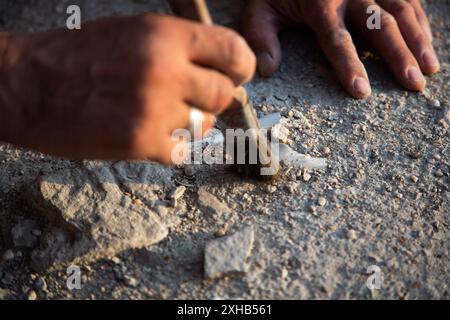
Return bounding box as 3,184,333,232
25,161,172,271
0,0,448,300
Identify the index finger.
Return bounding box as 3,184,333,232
187,24,257,86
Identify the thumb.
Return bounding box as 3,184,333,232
242,0,282,77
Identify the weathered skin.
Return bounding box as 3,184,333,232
0,13,256,163
243,0,440,98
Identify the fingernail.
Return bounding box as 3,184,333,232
407,66,425,83
257,52,274,77
353,77,371,97
422,49,440,68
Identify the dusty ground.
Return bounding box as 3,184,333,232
0,0,448,300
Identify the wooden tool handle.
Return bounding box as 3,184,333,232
167,0,213,25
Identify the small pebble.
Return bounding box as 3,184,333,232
286,183,298,194
124,276,139,288
308,205,317,214
329,225,338,232
34,277,47,292
111,257,121,265
27,290,38,300
431,99,441,108
183,165,197,177
2,250,14,261
281,268,288,279
170,186,187,201
322,147,331,155
132,198,143,206
434,170,444,178
317,197,327,207
302,172,312,182
410,175,418,183
346,229,357,240
215,223,229,237
266,185,277,194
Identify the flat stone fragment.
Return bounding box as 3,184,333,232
25,161,173,271
277,144,328,170
197,187,231,215
204,225,254,279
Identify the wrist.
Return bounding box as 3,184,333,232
0,32,9,70
0,32,17,143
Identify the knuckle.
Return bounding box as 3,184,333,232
410,31,428,46
330,29,354,49
222,29,254,76
145,56,171,85
390,1,414,16
208,76,234,112
380,12,398,29
387,45,411,63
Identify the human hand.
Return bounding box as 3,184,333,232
243,0,440,98
0,14,256,164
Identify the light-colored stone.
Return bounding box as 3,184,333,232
124,276,139,288
346,229,357,240
25,161,173,271
271,123,290,144
27,290,38,300
169,186,186,201
215,223,229,237
204,225,254,279
431,99,441,108
303,172,312,182
276,144,327,170
198,187,231,216
318,197,327,207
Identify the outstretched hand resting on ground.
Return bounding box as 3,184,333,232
243,0,440,98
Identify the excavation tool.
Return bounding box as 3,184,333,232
168,0,280,178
